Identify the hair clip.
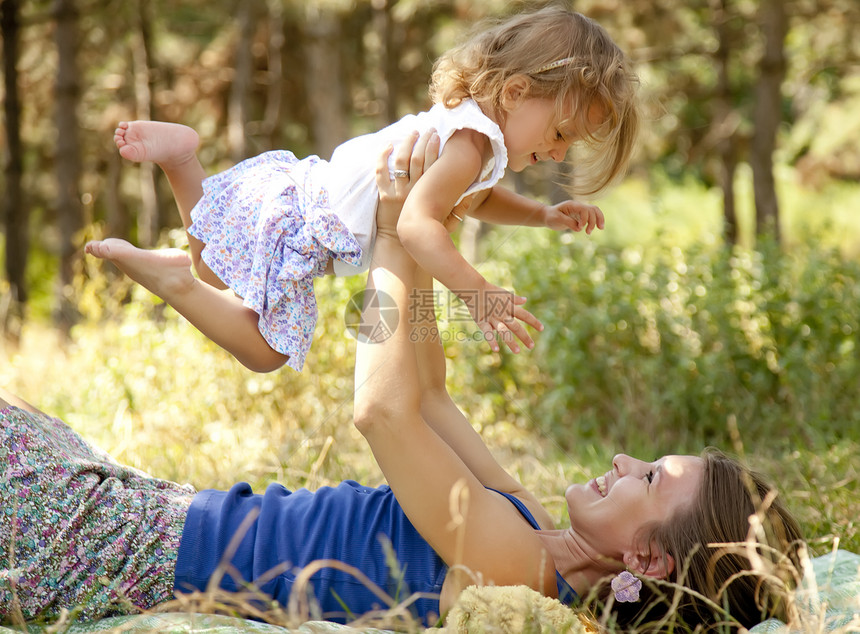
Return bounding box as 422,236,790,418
611,570,642,603
530,56,576,74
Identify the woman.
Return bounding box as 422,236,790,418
1,134,802,631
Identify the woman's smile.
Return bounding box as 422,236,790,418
595,474,608,496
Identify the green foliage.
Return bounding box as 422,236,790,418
453,227,859,455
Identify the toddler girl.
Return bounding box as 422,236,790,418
87,6,639,372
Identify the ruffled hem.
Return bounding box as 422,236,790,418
188,151,362,370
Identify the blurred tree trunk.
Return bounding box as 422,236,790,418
1,0,27,342
261,0,285,148
371,0,398,125
130,0,159,246
53,0,83,336
750,0,787,243
105,151,129,241
304,6,347,158
228,0,258,161
712,0,739,245
459,216,490,265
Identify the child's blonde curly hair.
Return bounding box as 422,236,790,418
430,5,640,197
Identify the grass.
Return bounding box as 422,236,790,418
1,170,859,631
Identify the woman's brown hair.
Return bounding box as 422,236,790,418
598,448,804,631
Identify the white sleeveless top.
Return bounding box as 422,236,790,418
324,99,508,276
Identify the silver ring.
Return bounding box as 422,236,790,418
451,212,464,222
393,169,410,179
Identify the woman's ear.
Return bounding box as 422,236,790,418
623,548,676,580
500,75,531,110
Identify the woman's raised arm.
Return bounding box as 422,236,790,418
373,133,545,504
376,135,552,512
353,134,557,605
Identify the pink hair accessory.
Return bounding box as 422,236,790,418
530,56,576,74
611,569,642,602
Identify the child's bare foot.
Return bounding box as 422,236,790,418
85,238,196,298
114,121,199,168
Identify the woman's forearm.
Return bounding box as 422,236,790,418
353,234,422,425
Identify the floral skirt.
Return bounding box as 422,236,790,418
0,406,196,621
189,150,363,371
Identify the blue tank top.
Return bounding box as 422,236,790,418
174,481,577,625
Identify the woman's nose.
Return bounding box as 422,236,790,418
612,453,632,474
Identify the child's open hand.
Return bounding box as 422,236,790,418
458,281,543,353
543,200,604,235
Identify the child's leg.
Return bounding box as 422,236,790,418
114,121,225,289
86,238,288,373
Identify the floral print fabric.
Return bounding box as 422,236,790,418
0,406,196,620
188,151,363,371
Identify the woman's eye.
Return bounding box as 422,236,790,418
646,470,654,483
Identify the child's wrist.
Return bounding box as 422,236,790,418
537,204,551,227
454,266,487,292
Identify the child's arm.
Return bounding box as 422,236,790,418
468,185,605,234
397,129,541,353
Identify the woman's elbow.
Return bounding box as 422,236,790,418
353,400,392,438
354,394,422,439
396,216,420,252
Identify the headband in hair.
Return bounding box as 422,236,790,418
530,56,576,74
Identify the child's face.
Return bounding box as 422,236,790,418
500,96,606,172
500,97,575,172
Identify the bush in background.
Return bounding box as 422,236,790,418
448,229,859,456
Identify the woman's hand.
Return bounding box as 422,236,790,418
376,130,465,238
376,130,437,238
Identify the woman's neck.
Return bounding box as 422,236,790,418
536,528,617,596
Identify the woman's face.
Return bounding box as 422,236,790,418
565,454,704,561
